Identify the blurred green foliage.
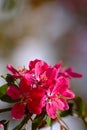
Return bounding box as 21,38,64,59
2,0,16,11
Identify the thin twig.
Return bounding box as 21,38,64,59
0,108,12,113
60,118,69,130
56,111,69,130
60,125,64,130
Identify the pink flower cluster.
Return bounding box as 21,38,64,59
6,59,82,120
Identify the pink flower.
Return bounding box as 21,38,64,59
34,60,48,80
19,76,45,114
43,76,75,119
29,59,58,87
29,59,48,80
6,59,82,120
29,59,53,88
6,76,45,119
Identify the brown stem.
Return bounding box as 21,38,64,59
60,125,64,130
0,108,12,113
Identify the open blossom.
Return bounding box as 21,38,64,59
29,60,59,87
43,76,75,119
6,59,82,120
7,75,45,119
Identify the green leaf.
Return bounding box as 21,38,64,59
46,116,52,127
0,84,8,98
74,96,85,117
60,110,70,117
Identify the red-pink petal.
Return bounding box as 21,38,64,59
7,86,21,100
27,88,45,114
30,87,45,98
57,98,69,110
54,61,62,70
62,89,75,99
52,76,70,95
7,64,18,74
46,67,58,79
19,77,31,94
29,59,40,70
35,61,48,80
11,103,25,120
46,103,56,119
66,68,83,78
27,95,43,114
27,102,43,114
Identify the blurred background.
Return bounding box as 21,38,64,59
0,0,87,129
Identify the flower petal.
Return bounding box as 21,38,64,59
29,59,40,70
35,61,48,80
54,61,62,71
66,68,83,78
46,67,57,79
57,98,69,110
27,101,42,114
11,103,25,120
19,76,31,94
6,86,21,100
52,76,70,95
7,64,18,74
46,103,56,119
27,88,45,114
62,89,75,99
